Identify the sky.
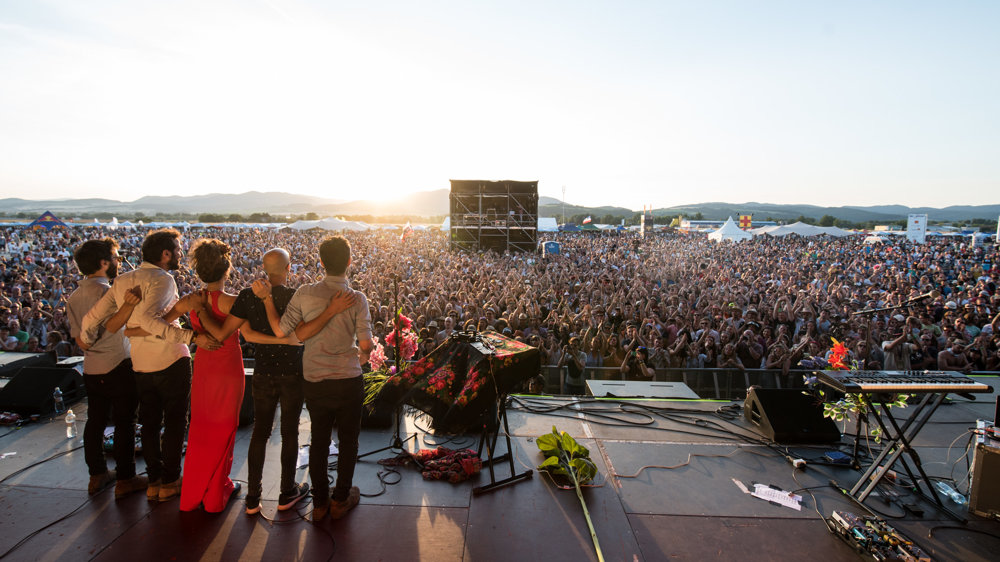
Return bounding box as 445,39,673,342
0,1,997,211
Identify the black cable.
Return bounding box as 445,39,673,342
927,526,1000,542
0,494,93,560
0,444,84,484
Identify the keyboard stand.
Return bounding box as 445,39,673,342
848,393,966,522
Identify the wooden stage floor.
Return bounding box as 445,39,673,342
2,377,999,561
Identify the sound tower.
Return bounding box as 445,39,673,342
0,366,86,416
743,387,840,444
449,180,538,253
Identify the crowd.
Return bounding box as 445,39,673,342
3,225,1000,379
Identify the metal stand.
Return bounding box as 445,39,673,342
472,340,532,495
847,393,966,521
359,274,414,460
473,393,533,495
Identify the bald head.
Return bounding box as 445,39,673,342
262,248,290,281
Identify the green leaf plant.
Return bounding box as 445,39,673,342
537,426,604,562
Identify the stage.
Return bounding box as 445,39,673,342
2,377,999,561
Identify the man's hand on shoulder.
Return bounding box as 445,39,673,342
252,279,272,301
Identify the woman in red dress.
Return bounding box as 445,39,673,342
175,238,245,511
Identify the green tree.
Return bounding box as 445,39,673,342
819,215,836,227
304,212,319,220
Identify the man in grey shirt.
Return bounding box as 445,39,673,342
66,237,147,498
257,235,372,522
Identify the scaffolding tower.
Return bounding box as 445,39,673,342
449,180,538,253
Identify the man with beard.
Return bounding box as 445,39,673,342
82,229,220,502
67,238,147,498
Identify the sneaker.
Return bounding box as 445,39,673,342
329,486,360,519
245,494,261,515
277,483,310,511
114,475,149,499
88,470,116,495
228,482,242,505
158,477,182,502
147,480,161,501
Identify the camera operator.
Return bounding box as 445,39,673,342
557,336,587,395
621,340,655,380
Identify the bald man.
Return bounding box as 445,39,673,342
197,249,330,514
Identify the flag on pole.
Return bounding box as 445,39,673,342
739,215,752,230
401,221,414,242
582,216,592,224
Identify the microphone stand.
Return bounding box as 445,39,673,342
358,274,412,460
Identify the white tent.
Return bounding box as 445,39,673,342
750,222,854,238
538,217,558,232
707,217,752,243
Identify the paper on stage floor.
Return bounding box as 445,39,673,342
297,442,338,468
733,478,802,511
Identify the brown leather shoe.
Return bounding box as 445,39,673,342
329,486,360,519
146,480,161,501
88,470,116,495
311,501,329,523
115,475,149,499
158,477,182,502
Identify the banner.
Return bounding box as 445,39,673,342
906,214,927,243
739,215,752,230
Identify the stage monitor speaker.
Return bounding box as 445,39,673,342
743,387,840,444
970,430,1000,518
0,367,86,416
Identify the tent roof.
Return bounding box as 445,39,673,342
26,210,68,230
707,217,752,242
749,222,856,237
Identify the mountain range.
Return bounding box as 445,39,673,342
2,190,999,223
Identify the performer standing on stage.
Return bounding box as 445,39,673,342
82,229,220,502
256,236,372,522
196,248,355,515
67,238,147,498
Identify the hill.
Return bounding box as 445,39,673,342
2,191,998,222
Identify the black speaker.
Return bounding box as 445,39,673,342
743,387,840,444
970,424,1000,518
0,367,86,416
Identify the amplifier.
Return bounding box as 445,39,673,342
970,420,1000,518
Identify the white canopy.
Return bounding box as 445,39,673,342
707,217,752,243
538,217,558,232
750,222,855,238
285,218,371,231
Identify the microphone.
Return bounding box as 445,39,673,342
908,290,941,302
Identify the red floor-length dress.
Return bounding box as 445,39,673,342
179,291,244,512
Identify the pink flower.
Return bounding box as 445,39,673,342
368,337,387,371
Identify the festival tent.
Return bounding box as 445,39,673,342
538,217,558,232
441,216,451,231
559,224,581,232
25,211,68,230
707,217,752,243
750,222,855,238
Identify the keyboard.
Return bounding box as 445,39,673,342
815,370,993,394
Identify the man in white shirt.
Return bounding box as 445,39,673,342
82,229,219,502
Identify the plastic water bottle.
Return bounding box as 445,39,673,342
934,481,967,505
52,387,65,414
65,409,77,439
